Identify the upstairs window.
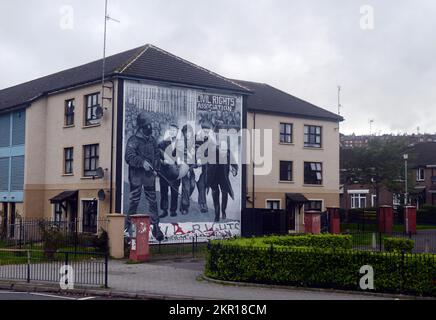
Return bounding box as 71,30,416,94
64,147,74,175
83,144,99,177
85,93,100,126
416,168,425,181
304,125,322,148
279,161,293,182
280,123,293,143
65,99,75,126
304,162,323,185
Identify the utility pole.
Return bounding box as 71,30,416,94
404,154,409,205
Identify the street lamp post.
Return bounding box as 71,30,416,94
404,154,409,205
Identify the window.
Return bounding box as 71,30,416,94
65,99,75,126
279,161,293,182
64,147,74,175
371,195,377,207
266,200,281,210
305,201,323,212
54,203,63,223
85,93,100,126
416,168,425,181
351,194,367,209
304,162,323,185
280,123,293,143
83,144,99,177
304,125,322,148
82,200,98,233
10,156,24,191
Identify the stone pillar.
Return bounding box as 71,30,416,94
378,206,393,234
106,214,126,259
304,211,321,234
129,215,151,262
327,207,341,234
404,206,417,235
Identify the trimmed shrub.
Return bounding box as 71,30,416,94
261,234,352,250
214,234,352,250
205,242,436,296
384,237,414,253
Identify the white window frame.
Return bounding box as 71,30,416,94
351,194,367,209
416,168,425,182
371,194,377,208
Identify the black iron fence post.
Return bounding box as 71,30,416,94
400,250,405,293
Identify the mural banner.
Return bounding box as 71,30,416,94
122,81,243,244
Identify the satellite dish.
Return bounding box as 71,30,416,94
98,189,106,201
95,167,105,179
95,105,104,119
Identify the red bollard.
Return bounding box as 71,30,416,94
129,214,151,262
378,206,393,234
404,206,417,235
327,207,341,234
304,211,321,234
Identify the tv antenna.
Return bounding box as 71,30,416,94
101,0,120,112
337,85,342,116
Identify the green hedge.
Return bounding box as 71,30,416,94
205,242,436,296
254,234,352,250
384,237,414,253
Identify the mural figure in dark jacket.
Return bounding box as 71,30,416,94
125,112,164,241
158,123,181,218
179,124,197,216
206,140,239,222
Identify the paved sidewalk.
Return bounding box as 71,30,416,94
108,259,390,300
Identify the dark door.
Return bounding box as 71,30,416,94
1,203,7,238
286,198,296,231
9,203,15,238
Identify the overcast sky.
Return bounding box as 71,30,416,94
1,0,435,135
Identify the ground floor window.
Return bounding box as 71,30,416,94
82,200,98,233
266,200,281,210
54,203,63,223
305,200,323,212
351,194,367,209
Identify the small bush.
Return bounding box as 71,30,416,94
417,205,436,225
38,221,65,258
384,237,414,253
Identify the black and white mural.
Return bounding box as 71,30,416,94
122,81,242,243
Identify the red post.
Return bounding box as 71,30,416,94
304,211,321,234
378,206,393,234
129,214,151,262
404,206,417,235
327,207,341,234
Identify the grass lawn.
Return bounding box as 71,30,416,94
0,247,105,266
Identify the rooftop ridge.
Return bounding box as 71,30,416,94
144,44,251,93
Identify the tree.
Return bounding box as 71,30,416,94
341,136,414,208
